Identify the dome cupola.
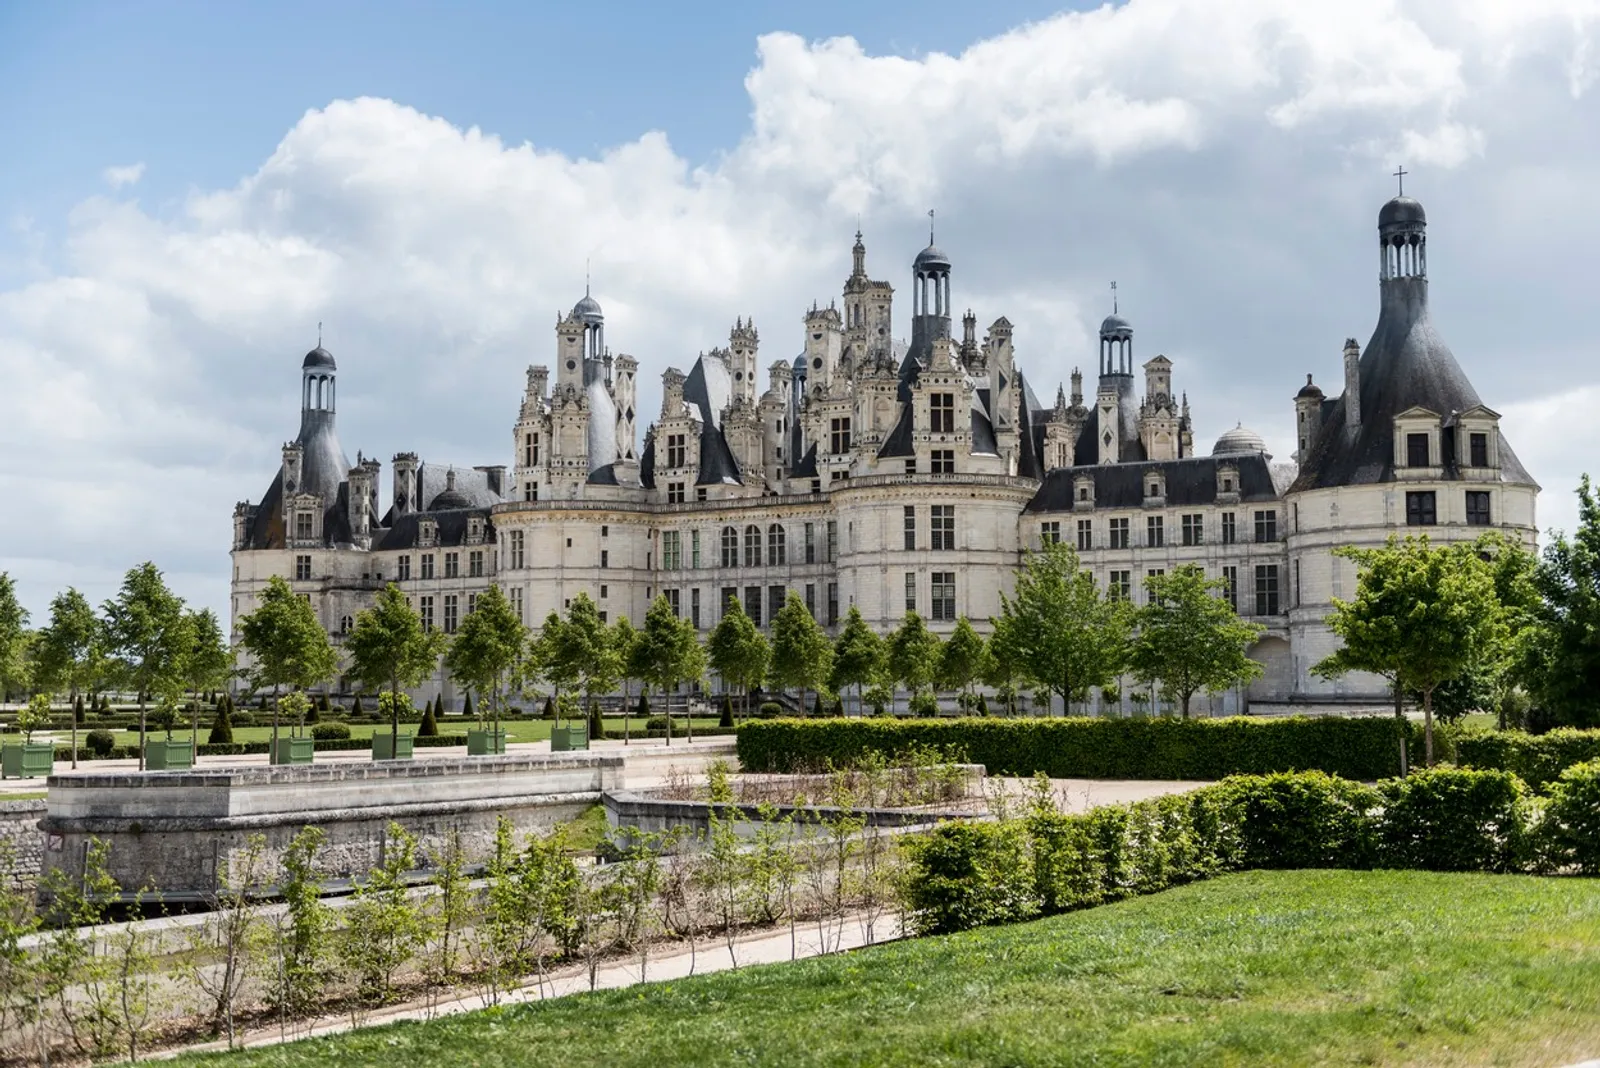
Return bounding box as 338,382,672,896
1212,423,1268,456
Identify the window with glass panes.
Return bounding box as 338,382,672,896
1221,512,1237,544
903,506,916,550
1077,519,1093,551
1466,491,1491,526
768,585,784,621
1181,514,1203,546
420,595,435,631
1406,432,1429,467
905,572,917,612
444,552,459,578
721,526,738,567
469,550,484,577
1108,570,1131,601
662,531,681,570
931,572,956,621
1254,510,1278,542
1221,566,1238,611
721,587,737,618
691,529,701,568
397,554,412,580
295,554,311,580
1469,432,1489,467
830,418,852,454
666,434,686,468
1146,516,1164,548
827,583,839,625
826,520,838,562
508,534,523,570
1406,491,1437,526
691,588,701,629
929,393,955,433
768,524,786,564
294,512,314,541
1146,569,1164,604
1254,565,1280,615
804,522,816,563
805,583,815,616
931,505,955,550
421,553,435,579
931,449,955,474
665,588,680,616
667,482,685,504
744,586,762,626
744,525,762,567
1040,521,1061,545
1109,517,1130,549
443,594,459,633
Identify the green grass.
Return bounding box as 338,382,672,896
65,717,724,749
169,870,1600,1067
557,802,611,854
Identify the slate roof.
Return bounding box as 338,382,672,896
242,408,351,550
684,354,743,485
1025,453,1284,513
373,508,496,551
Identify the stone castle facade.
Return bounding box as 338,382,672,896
231,191,1539,712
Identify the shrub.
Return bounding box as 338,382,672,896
1221,771,1379,870
1451,727,1600,790
646,715,669,731
543,696,557,720
736,716,1420,781
351,693,365,717
1376,767,1532,873
976,695,990,716
909,693,939,718
231,711,254,728
902,821,1040,936
208,698,234,745
757,702,784,719
812,695,826,718
462,691,474,719
719,694,735,729
637,693,650,718
73,695,85,725
84,728,116,756
311,722,351,741
418,700,440,738
1540,759,1600,874
587,701,604,741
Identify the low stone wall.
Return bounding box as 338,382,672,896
40,752,623,899
603,790,980,846
0,800,46,885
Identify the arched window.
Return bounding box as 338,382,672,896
768,523,786,565
744,525,762,568
721,526,738,568
339,615,353,635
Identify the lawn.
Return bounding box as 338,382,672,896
170,870,1600,1067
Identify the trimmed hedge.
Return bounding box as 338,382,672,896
1541,759,1600,874
1451,727,1600,790
737,716,1423,781
50,733,473,761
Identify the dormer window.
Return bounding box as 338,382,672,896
1407,433,1429,467
1469,433,1488,468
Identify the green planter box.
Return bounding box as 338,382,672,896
270,737,315,765
550,724,589,752
372,732,415,761
144,739,194,770
1,742,54,779
467,729,507,755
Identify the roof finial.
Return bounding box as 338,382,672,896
1393,165,1408,197
585,258,591,297
317,321,322,347
1111,280,1118,315
928,208,935,246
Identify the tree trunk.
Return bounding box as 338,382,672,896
138,691,148,771
70,686,79,770
663,688,672,746
1181,691,1192,719
1422,687,1435,767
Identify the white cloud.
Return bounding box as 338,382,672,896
101,162,145,189
4,0,1600,618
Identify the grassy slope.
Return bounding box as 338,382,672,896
171,870,1600,1068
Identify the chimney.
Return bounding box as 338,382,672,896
1343,339,1362,430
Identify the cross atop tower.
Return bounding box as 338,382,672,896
1393,166,1408,196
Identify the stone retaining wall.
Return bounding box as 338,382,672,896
0,800,46,886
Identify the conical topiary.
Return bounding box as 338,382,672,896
588,701,604,740
209,697,234,745
73,694,85,724
418,699,440,737
462,691,474,720
812,695,826,718
305,696,320,724
830,699,844,717
977,694,991,716
719,694,734,728
542,695,556,720
637,693,650,717
352,692,364,717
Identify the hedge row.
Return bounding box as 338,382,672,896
1451,727,1600,789
47,734,473,761
903,763,1599,936
737,716,1423,781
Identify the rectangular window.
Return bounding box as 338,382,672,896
721,587,737,620
509,586,523,624
827,583,839,626
931,449,955,474
805,583,816,617
1109,517,1130,550
523,432,540,467
599,585,607,599
420,553,435,580
691,588,701,629
1181,514,1203,546
722,526,738,568
1076,519,1093,551
1466,491,1492,526
1108,570,1131,601
601,549,610,569
1221,512,1237,544
931,505,956,551
666,433,686,468
420,595,435,631
696,487,707,502
294,512,314,541
668,482,685,504
1221,566,1238,611
745,585,762,627
769,524,786,564
524,482,537,502
443,594,459,634
804,522,816,564
903,506,916,551
1469,432,1489,468
1407,432,1430,467
826,520,838,562
905,572,917,613
931,572,956,622
929,392,955,433
1254,510,1278,543
294,554,311,581
1147,515,1164,548
830,417,852,454
665,588,680,616
444,552,459,579
1406,491,1438,526
1255,565,1280,616
1146,568,1164,604
397,554,412,581
469,550,484,577
662,531,681,570
1040,521,1061,545
769,585,784,622
905,459,917,475
506,533,523,571
691,529,701,568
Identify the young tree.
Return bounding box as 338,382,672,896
1315,535,1503,765
529,612,577,724
707,595,770,722
442,584,525,738
1128,566,1265,718
769,592,832,716
830,605,885,717
100,562,192,770
567,594,623,729
937,617,987,712
184,608,233,747
344,583,446,746
634,595,705,745
1525,477,1600,727
0,574,28,704
35,587,101,768
887,612,941,713
238,574,339,753
992,541,1130,714
610,615,641,742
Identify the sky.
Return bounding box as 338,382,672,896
2,0,1599,623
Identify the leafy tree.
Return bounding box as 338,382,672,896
35,587,102,768
887,612,941,711
238,575,338,750
937,617,987,711
830,606,885,717
1525,477,1600,727
530,612,577,723
442,583,525,737
101,562,191,770
1315,536,1503,765
707,595,770,722
610,615,641,742
344,583,446,746
1128,565,1265,719
633,595,705,745
769,592,832,716
566,594,623,727
183,608,232,746
0,574,28,702
992,541,1130,713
